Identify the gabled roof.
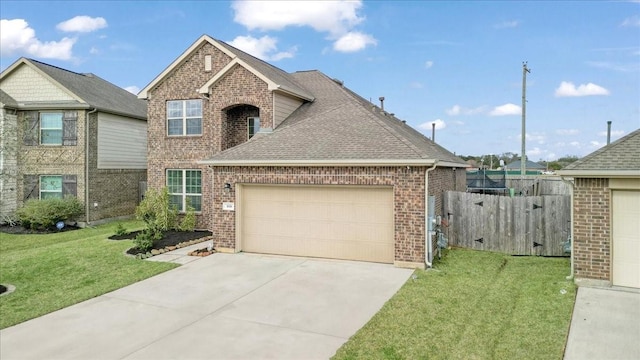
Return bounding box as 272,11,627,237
0,89,18,108
0,58,146,119
200,71,467,167
505,159,545,170
559,128,640,178
138,35,314,101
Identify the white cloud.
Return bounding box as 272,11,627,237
621,15,640,27
124,86,140,94
409,82,423,89
452,120,465,126
528,147,543,156
56,16,107,33
418,119,446,131
590,140,605,148
554,81,610,97
89,46,99,55
333,32,377,52
0,19,76,60
489,103,521,116
232,0,363,35
424,60,434,69
494,20,519,29
445,104,486,116
228,35,296,61
570,141,581,147
556,129,580,135
231,0,376,53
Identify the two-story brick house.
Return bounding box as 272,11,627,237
139,35,467,269
0,58,147,224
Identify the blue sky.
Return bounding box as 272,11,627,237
1,1,638,160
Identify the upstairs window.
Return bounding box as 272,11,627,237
40,113,63,145
248,117,260,139
167,100,202,136
23,111,77,146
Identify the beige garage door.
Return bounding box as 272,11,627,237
241,185,394,263
612,190,640,288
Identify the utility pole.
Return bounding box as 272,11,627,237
521,62,531,177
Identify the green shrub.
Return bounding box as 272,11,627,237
133,228,161,252
114,223,127,236
135,187,178,233
180,203,196,232
16,196,83,230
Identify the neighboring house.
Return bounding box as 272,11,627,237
559,129,640,289
0,58,148,224
139,35,467,269
0,90,19,220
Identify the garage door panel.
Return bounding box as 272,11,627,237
612,190,640,288
241,185,394,263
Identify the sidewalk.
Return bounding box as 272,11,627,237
564,286,640,359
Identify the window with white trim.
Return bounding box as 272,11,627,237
40,175,63,199
40,112,63,145
167,169,202,212
248,117,260,139
167,100,202,136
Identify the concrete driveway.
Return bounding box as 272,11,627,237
0,252,413,360
564,286,640,360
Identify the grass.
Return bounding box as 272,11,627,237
333,249,576,360
0,220,178,329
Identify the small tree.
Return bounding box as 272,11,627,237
135,187,178,234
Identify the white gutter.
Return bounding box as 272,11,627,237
561,176,575,280
85,108,97,225
198,159,466,168
425,162,438,268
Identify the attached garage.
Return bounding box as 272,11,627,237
239,185,395,263
611,190,640,288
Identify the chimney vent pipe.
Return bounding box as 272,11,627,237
379,96,385,111
607,121,612,145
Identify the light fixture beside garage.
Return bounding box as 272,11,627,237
224,183,232,193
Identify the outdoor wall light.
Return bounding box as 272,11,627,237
224,183,232,193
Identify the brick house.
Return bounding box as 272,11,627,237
139,35,467,269
559,128,640,288
0,58,147,224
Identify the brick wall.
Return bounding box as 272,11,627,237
0,111,18,219
573,178,610,281
146,42,273,229
208,166,460,264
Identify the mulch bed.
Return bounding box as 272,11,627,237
0,285,6,295
110,230,213,257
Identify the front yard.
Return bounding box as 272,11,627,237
333,249,576,360
0,220,177,329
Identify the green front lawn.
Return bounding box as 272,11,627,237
0,220,178,329
334,249,576,360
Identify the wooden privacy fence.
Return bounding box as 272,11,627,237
443,191,571,256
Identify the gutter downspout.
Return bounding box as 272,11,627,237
425,161,438,268
561,176,575,280
85,108,97,225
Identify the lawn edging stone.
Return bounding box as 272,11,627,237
124,236,215,260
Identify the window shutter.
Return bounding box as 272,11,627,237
62,175,77,197
62,111,78,146
23,111,39,146
23,175,39,200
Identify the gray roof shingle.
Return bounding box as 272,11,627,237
28,59,147,119
202,70,466,166
0,89,18,107
562,128,640,171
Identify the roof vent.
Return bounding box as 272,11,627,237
379,96,385,111
332,78,344,86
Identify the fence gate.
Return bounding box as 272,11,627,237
443,191,570,256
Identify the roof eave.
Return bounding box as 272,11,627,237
557,169,640,178
198,159,468,167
